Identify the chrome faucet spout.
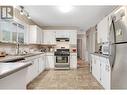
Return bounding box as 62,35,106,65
16,43,20,55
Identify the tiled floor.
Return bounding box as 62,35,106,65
27,60,103,89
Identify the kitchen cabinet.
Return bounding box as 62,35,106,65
25,58,38,84
43,30,56,44
38,54,45,74
100,57,111,89
91,54,111,89
14,18,29,44
92,55,101,82
17,23,26,44
0,21,12,43
97,16,109,43
55,30,70,38
26,54,46,84
29,25,43,44
11,23,18,43
26,60,35,83
45,53,54,69
0,67,28,89
69,30,77,44
31,58,39,79
0,19,29,44
70,53,77,69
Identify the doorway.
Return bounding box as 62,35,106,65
77,39,82,59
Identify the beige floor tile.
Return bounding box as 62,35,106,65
27,60,103,90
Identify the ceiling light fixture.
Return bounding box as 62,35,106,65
58,6,73,13
27,14,31,19
19,6,31,19
20,6,24,15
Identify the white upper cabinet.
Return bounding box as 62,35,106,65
43,30,77,44
97,16,109,43
43,30,56,44
29,25,43,44
0,21,12,43
69,30,77,44
55,30,70,38
0,19,28,44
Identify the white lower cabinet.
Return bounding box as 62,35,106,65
26,60,34,83
45,53,54,69
100,57,111,89
0,68,28,89
70,53,77,69
91,54,111,89
26,58,39,84
38,55,45,74
92,56,101,82
26,54,46,84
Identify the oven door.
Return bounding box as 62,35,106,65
55,56,69,64
55,55,70,67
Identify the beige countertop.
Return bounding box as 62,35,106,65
0,62,32,79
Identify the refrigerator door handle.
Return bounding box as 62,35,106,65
109,19,116,69
109,43,116,69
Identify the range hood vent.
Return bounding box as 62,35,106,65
56,38,69,42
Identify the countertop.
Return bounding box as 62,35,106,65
90,53,109,58
0,62,32,79
0,52,45,62
0,56,25,62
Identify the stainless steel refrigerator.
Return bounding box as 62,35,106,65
109,8,127,89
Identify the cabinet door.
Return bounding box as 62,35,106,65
92,56,101,82
69,31,77,44
44,30,55,44
55,30,70,38
0,21,11,42
38,55,45,74
29,26,36,44
11,22,17,43
32,58,39,78
40,30,44,44
97,16,109,43
26,60,34,84
100,58,111,89
92,55,96,78
36,27,42,44
44,31,50,44
46,55,54,69
70,55,77,69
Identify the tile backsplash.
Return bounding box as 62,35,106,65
0,43,39,55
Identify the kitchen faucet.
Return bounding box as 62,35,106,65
16,43,20,55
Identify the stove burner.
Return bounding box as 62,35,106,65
54,49,70,56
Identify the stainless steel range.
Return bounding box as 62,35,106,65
54,49,70,70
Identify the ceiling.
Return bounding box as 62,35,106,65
24,6,116,31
